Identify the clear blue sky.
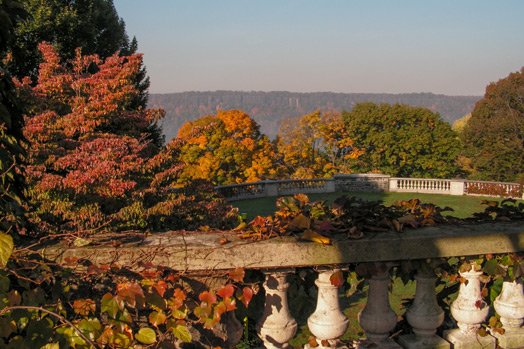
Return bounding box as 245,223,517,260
113,0,524,96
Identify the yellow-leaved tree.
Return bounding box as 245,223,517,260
277,111,364,178
177,110,283,185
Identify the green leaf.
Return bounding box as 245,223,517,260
0,273,10,292
55,326,86,347
148,311,166,326
135,327,157,345
0,232,14,268
77,318,101,338
40,344,60,349
101,294,120,319
113,333,131,348
483,259,499,276
171,324,192,343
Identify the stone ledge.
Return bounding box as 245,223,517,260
40,222,524,271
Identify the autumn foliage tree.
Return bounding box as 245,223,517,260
277,111,364,178
176,110,282,185
19,43,235,235
461,67,524,182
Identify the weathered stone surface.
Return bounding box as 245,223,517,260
334,174,390,192
398,334,450,349
443,328,496,349
40,222,524,271
491,329,524,349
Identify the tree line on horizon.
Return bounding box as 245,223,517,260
150,91,480,140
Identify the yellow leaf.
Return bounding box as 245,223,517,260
301,229,331,245
233,222,247,231
0,233,14,268
289,214,311,230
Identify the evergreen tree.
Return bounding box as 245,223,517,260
9,0,129,80
0,0,27,265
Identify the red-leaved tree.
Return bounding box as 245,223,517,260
19,43,236,236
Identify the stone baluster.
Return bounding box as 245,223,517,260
398,268,449,349
443,264,496,349
492,280,524,348
257,270,297,348
305,268,349,348
357,263,400,348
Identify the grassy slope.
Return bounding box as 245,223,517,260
231,191,516,220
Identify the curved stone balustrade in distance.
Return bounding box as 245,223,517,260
216,174,524,201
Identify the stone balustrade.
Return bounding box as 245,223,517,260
215,174,524,201
464,180,523,199
42,222,524,348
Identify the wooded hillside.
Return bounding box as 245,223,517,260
149,91,480,140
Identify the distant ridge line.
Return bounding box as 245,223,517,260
153,90,480,98
149,91,481,140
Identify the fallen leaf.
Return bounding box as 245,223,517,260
301,229,331,245
289,214,311,230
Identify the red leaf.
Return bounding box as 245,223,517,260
217,284,235,299
153,280,168,297
165,273,179,282
228,268,245,282
241,287,254,307
116,282,145,308
64,256,79,265
330,270,344,288
72,298,96,316
198,291,217,304
174,288,186,302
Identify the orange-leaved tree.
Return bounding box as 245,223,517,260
277,111,364,178
177,110,283,185
19,43,236,235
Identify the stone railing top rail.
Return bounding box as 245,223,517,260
390,177,459,181
465,179,522,185
334,173,391,178
41,222,524,272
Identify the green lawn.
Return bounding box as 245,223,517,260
231,191,517,220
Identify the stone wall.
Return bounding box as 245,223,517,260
216,174,524,201
334,174,390,192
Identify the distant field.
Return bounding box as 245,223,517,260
231,191,518,220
